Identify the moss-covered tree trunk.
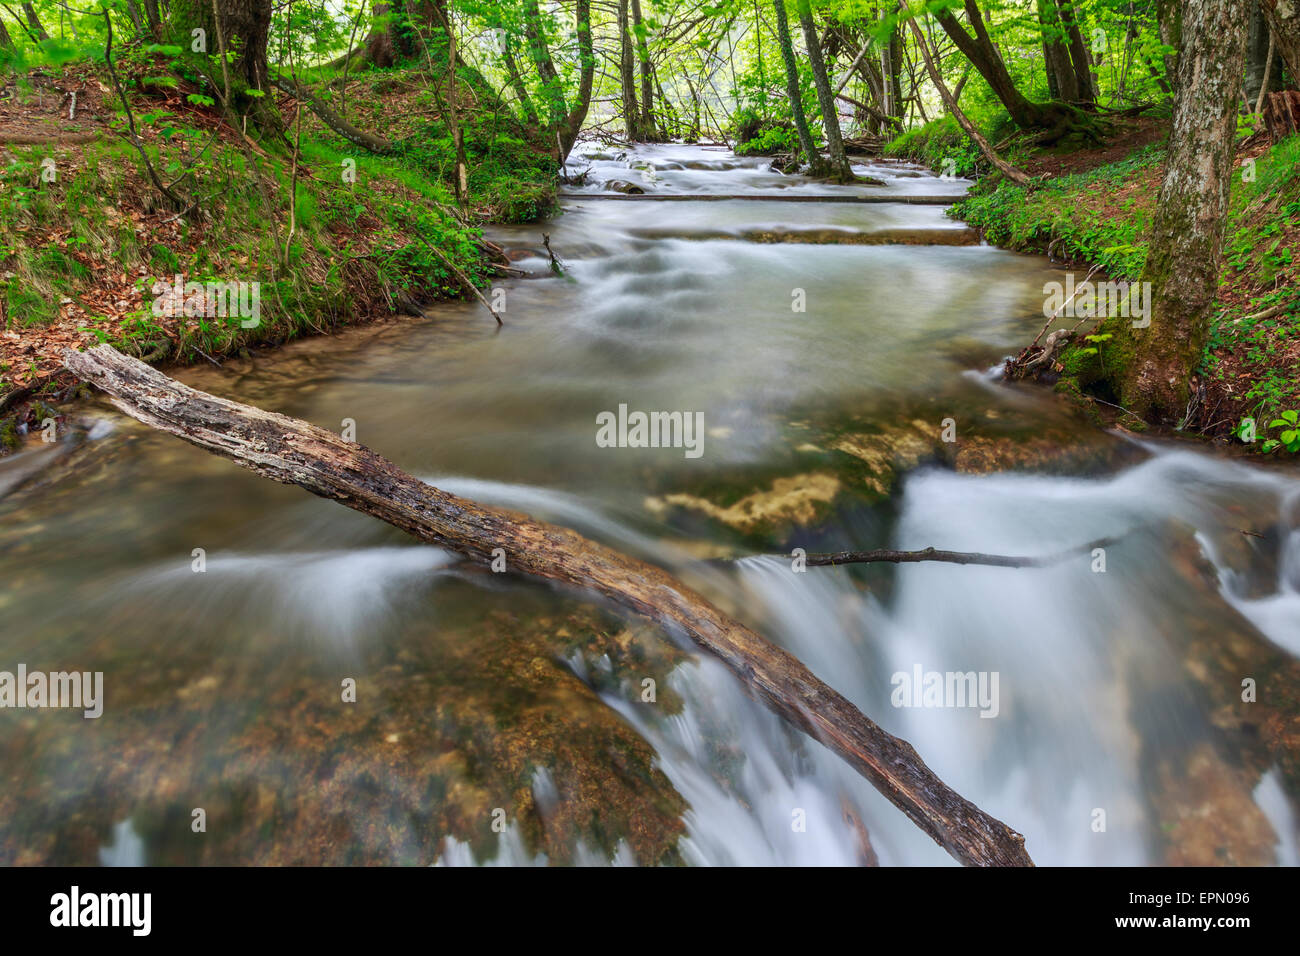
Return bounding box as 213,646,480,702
618,0,642,140
522,0,568,131
796,0,854,181
1261,0,1300,84
887,23,905,126
1058,0,1096,106
21,3,49,42
632,0,659,140
354,0,449,68
1038,0,1080,102
558,0,594,160
502,34,539,126
1157,0,1182,91
169,0,280,131
1099,0,1249,422
772,0,826,175
935,0,1092,138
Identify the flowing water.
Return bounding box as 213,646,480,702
1,144,1298,866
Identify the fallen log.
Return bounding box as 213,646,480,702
62,345,1033,867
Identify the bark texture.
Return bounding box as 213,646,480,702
772,0,826,174
1103,0,1250,421
796,0,854,181
1261,0,1300,85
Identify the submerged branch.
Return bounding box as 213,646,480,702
795,536,1120,569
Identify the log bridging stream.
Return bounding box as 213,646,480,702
63,344,1034,867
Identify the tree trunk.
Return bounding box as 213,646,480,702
0,14,12,48
1039,0,1080,102
349,0,448,68
558,0,594,159
174,0,272,93
1157,0,1182,91
796,0,853,180
21,2,48,41
772,0,826,174
1101,0,1250,421
502,33,539,126
902,1,1030,184
1058,0,1097,106
887,22,905,125
618,0,642,139
632,0,658,139
1261,0,1300,86
170,0,279,130
935,0,1086,136
1245,3,1275,107
63,344,1035,869
142,0,163,40
522,0,568,130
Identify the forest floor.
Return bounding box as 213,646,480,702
945,115,1300,450
0,54,556,450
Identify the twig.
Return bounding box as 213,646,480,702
745,535,1123,570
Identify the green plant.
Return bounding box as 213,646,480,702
1262,410,1300,453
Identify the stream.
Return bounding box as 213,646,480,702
1,143,1297,866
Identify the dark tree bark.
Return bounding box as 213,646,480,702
901,0,1029,184
935,0,1091,137
1057,0,1096,106
1157,0,1182,91
171,0,273,94
1099,0,1250,421
0,14,12,48
1039,0,1080,102
887,21,905,125
64,344,1036,869
142,0,163,40
796,0,853,181
21,2,48,41
1261,0,1300,86
351,0,448,68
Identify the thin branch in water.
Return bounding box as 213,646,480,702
793,535,1121,569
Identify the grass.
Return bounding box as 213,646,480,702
0,54,559,417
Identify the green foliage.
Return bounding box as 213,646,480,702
883,116,981,178
952,144,1163,280
1262,411,1300,454
729,107,798,156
